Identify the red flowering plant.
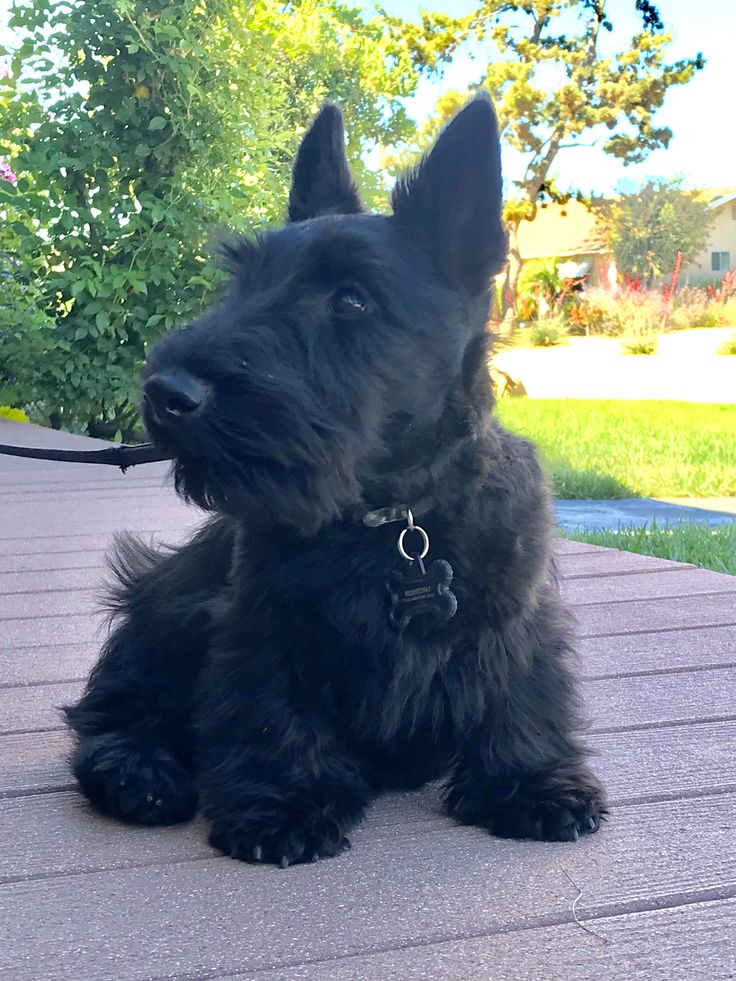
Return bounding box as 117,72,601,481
706,269,736,304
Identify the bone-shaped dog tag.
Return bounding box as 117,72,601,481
387,557,457,630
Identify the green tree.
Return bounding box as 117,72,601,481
607,180,715,287
386,0,704,322
0,0,418,435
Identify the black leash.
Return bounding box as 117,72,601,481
0,441,170,473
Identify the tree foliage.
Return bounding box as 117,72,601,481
0,0,419,435
608,180,716,287
385,0,704,319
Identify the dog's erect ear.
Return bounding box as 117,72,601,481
392,93,507,296
288,104,363,222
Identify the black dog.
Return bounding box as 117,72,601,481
65,95,606,865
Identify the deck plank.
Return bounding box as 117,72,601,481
4,624,735,688
0,643,98,686
561,568,736,604
4,566,736,620
556,549,694,578
2,794,734,980
579,624,736,676
576,593,736,636
5,663,734,736
236,898,736,981
3,721,735,876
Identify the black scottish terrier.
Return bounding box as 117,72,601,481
65,95,606,865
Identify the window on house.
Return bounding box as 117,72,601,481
712,251,731,272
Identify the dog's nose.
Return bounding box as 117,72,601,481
143,370,209,423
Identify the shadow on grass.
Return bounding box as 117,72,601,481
545,461,635,500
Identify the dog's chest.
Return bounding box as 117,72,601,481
232,520,497,745
268,527,490,743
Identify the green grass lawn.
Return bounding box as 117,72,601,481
495,399,736,499
563,522,736,576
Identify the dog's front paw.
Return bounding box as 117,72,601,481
447,763,607,843
208,813,351,866
71,732,197,826
490,785,604,842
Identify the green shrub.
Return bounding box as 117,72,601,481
605,292,664,353
573,289,625,335
565,297,607,335
622,336,658,354
1,0,420,435
721,298,736,326
717,333,736,355
530,315,566,346
668,286,723,330
0,219,60,416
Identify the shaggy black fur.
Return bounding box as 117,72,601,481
65,94,606,865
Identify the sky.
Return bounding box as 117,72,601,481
376,0,735,195
1,0,732,196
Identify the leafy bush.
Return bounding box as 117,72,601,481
565,297,607,335
722,298,736,326
669,286,723,330
717,333,736,355
609,179,715,287
515,293,538,323
530,315,566,347
1,0,419,435
609,292,663,353
0,218,60,415
622,336,658,355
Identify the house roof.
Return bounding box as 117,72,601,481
706,191,736,210
516,199,610,261
692,187,736,206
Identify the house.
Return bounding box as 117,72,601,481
516,188,736,289
680,188,736,283
515,198,616,287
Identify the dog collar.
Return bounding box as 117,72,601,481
361,504,415,528
357,495,435,528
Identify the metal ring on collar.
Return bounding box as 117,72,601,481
398,524,429,561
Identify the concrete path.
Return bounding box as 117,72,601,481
556,497,736,531
494,327,736,402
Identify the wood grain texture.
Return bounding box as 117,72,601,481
3,721,734,878
0,643,98,685
561,568,736,605
234,898,736,981
579,624,736,677
0,681,81,734
556,549,694,578
575,593,736,636
2,794,735,980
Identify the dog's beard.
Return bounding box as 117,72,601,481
149,410,367,535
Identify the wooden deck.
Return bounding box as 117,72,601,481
1,419,735,980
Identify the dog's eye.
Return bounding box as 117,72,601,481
331,287,368,316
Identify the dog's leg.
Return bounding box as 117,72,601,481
198,641,373,866
65,525,230,825
444,598,607,843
